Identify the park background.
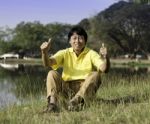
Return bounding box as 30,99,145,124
0,0,150,124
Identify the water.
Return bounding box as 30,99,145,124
0,63,150,109
0,63,48,109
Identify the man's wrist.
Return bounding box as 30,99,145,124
101,54,107,59
41,50,48,54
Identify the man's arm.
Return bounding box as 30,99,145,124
99,55,110,73
99,43,110,73
40,38,56,67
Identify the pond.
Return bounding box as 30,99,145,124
0,63,150,109
0,63,48,109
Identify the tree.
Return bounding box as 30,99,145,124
45,23,72,53
90,1,150,57
12,21,72,57
78,18,90,30
0,27,17,54
12,21,50,57
127,0,150,4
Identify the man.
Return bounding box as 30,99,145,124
40,26,110,112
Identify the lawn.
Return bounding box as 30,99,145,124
0,74,150,124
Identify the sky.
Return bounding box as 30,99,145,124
0,0,118,28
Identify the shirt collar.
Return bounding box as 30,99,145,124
68,47,89,54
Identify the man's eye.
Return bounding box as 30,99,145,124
72,36,83,40
79,37,82,40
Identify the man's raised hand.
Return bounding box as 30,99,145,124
99,43,107,58
40,38,52,53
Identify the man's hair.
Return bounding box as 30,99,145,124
68,26,88,43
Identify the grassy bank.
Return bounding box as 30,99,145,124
1,74,150,124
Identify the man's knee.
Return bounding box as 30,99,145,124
87,72,101,81
91,71,100,77
47,70,58,78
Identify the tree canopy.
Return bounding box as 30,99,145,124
89,1,150,57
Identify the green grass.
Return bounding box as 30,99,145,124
1,74,150,124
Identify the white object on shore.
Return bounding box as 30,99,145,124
0,53,19,59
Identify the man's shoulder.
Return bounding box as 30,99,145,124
86,47,98,54
54,48,72,57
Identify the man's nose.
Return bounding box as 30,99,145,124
76,37,80,42
77,38,80,42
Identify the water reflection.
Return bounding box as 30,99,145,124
0,63,19,71
0,80,19,108
0,63,48,109
110,65,149,76
104,65,150,86
0,63,150,109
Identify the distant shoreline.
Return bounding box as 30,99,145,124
0,58,42,65
111,59,150,66
0,58,150,66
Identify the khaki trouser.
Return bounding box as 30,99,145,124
46,70,101,101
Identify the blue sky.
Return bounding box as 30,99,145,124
0,0,117,28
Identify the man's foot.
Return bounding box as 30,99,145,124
42,103,58,113
68,96,84,111
43,95,59,113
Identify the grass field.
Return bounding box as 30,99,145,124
0,73,150,124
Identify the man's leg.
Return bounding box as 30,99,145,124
68,72,101,111
44,70,63,112
76,71,101,99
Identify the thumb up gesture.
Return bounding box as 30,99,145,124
40,38,52,53
99,43,107,58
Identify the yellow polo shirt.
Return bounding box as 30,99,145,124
51,47,104,81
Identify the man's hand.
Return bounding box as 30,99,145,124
99,43,110,73
99,43,107,58
40,38,55,67
40,38,52,53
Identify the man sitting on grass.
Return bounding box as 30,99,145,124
40,25,110,112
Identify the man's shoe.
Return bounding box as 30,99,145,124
68,96,84,111
42,103,58,113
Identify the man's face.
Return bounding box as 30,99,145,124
69,32,86,53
